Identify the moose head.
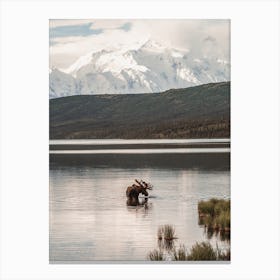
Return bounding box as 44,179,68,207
126,179,153,206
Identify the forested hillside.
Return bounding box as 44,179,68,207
50,82,230,139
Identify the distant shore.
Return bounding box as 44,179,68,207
49,142,230,151
49,138,230,170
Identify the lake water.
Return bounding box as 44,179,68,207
49,140,230,262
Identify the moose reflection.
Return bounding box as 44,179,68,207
126,179,153,206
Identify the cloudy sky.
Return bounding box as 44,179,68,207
49,19,230,69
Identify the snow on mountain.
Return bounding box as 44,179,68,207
49,68,77,98
49,39,230,98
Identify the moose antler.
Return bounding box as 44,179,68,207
142,180,153,190
135,179,153,190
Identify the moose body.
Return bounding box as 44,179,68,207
126,179,152,206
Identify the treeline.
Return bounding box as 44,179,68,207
51,118,230,139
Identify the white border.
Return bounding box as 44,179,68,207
1,0,279,279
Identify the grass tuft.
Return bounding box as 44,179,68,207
217,248,231,260
173,245,187,261
158,224,176,241
148,249,164,261
198,199,230,233
186,242,217,261
215,210,230,231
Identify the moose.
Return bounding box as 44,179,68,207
126,179,153,206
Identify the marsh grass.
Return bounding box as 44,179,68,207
152,200,232,261
198,199,230,233
215,210,230,231
217,248,231,260
186,242,230,261
219,230,230,241
149,241,230,261
158,224,177,241
186,242,217,261
173,245,187,261
148,249,164,261
198,200,215,216
158,239,175,251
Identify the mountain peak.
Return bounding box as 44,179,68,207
50,39,230,98
141,39,167,50
62,52,95,76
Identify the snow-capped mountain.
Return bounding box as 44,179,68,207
49,68,77,99
49,39,230,98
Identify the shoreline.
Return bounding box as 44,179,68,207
49,138,230,151
50,143,230,151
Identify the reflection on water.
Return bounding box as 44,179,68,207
158,238,176,252
50,158,230,262
50,148,230,154
50,138,230,145
203,228,230,242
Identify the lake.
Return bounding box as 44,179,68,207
49,139,230,262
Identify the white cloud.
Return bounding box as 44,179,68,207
49,19,94,28
89,19,129,30
49,19,230,69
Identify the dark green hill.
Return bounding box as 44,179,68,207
50,82,230,139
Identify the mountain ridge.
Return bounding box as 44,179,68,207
50,81,230,139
